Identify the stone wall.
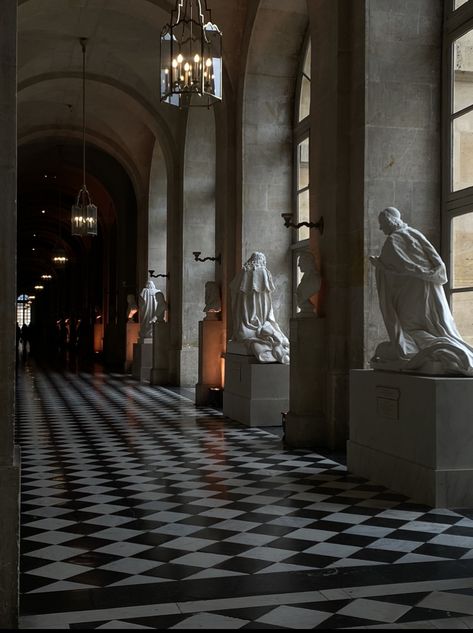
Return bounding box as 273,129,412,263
0,1,19,627
364,0,443,363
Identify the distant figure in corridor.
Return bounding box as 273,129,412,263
370,206,473,376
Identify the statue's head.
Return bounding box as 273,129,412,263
146,280,156,290
379,207,406,235
298,251,315,273
245,252,266,270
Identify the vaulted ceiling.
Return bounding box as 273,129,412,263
17,0,247,298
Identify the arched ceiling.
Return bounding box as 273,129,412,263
16,0,249,300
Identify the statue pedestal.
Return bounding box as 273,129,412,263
195,319,224,406
348,369,473,507
284,317,327,448
150,322,170,385
126,322,140,373
223,352,289,427
132,338,153,382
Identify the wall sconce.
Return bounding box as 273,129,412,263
193,251,222,264
281,213,324,235
149,270,170,279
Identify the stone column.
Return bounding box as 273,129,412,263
0,1,19,627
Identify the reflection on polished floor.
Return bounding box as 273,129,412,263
17,362,473,629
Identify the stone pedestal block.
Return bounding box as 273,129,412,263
125,322,139,373
132,339,153,382
93,323,104,354
150,322,170,385
223,353,289,427
195,319,224,406
348,369,473,507
285,317,326,448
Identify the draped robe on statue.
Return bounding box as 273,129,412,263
230,253,290,364
138,281,158,339
372,226,473,376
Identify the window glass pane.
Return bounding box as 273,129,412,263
297,138,309,190
454,29,473,113
299,76,310,122
297,189,310,241
455,0,470,9
452,212,473,287
303,41,311,79
452,291,473,345
453,110,473,191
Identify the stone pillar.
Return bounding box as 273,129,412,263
284,317,327,448
132,337,153,382
0,2,19,627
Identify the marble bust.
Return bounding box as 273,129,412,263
296,252,321,317
370,206,473,376
155,291,167,323
229,252,289,364
203,281,222,320
138,280,159,340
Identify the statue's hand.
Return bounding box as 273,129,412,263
369,256,378,267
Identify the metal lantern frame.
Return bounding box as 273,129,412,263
160,0,222,108
72,38,98,236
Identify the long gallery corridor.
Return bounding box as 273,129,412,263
15,362,473,629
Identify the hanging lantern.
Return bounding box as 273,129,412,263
52,248,68,266
72,38,98,236
72,187,98,237
160,0,222,108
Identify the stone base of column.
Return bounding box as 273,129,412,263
0,446,20,629
284,317,327,448
150,323,170,386
283,411,326,448
132,339,153,382
125,322,140,373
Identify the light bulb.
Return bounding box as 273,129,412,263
177,53,183,63
194,54,200,63
184,62,190,71
206,58,212,67
172,59,178,68
164,68,169,74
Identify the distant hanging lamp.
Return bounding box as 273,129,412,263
71,38,98,236
160,0,222,108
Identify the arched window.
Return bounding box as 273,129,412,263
292,34,311,314
444,0,473,345
17,295,31,328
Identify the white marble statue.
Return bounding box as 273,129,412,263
229,252,290,364
204,281,222,320
138,280,159,339
370,206,473,376
296,252,321,316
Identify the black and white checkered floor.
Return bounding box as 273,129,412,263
17,363,473,629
